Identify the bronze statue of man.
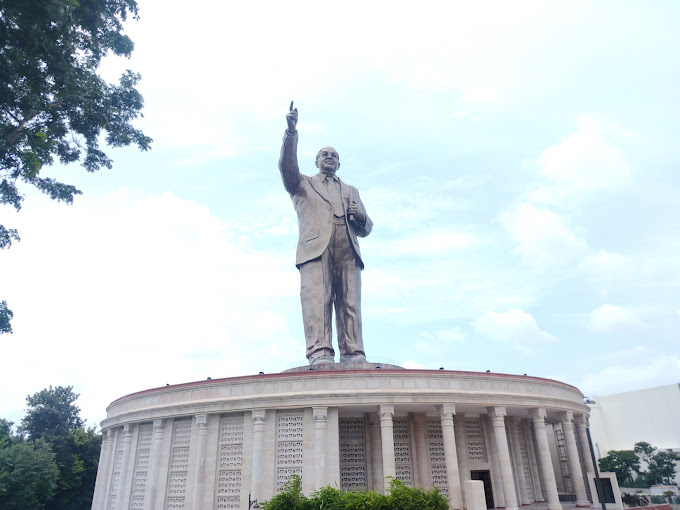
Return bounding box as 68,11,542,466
279,102,373,365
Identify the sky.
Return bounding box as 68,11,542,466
1,0,679,430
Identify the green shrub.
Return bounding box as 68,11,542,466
261,476,449,510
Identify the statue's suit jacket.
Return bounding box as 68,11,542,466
278,130,373,269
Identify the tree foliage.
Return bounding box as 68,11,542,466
261,475,449,510
648,450,680,485
634,442,656,465
0,300,13,334
0,439,59,510
598,450,641,486
0,0,152,333
601,442,679,488
14,386,102,509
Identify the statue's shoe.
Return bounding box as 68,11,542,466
339,354,367,363
309,355,335,366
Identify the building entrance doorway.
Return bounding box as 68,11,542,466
470,470,494,509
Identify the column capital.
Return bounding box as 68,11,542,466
437,403,456,418
379,404,394,420
558,411,574,424
312,406,328,420
574,413,589,427
252,409,266,423
104,428,114,440
122,423,132,436
153,418,165,430
487,406,506,424
195,413,208,427
529,408,547,421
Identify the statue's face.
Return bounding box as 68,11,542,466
315,147,340,173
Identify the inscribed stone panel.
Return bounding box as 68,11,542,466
214,415,244,507
340,418,367,490
276,412,304,491
465,418,487,461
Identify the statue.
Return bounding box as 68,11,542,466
278,102,373,365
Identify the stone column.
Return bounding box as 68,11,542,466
313,406,329,489
363,415,374,491
94,429,113,510
529,408,562,510
522,420,544,502
145,419,165,510
379,404,396,490
413,414,429,488
116,424,133,510
559,411,589,507
369,414,384,493
574,414,595,477
251,410,267,504
484,415,506,508
439,404,463,509
454,414,470,507
507,417,530,505
191,414,209,510
488,407,518,510
92,432,107,510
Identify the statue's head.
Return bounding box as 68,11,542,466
315,146,340,174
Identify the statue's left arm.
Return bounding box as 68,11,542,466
349,189,372,238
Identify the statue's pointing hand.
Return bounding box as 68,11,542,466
286,101,298,134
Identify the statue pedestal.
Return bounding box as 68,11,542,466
283,361,403,372
92,368,589,510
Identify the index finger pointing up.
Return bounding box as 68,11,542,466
289,100,294,111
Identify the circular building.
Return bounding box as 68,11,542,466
91,364,595,510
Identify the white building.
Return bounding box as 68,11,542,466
90,365,599,510
587,383,680,485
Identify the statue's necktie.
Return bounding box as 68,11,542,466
325,177,344,217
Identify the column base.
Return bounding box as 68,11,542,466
576,503,591,508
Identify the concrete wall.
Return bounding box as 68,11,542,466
587,383,680,484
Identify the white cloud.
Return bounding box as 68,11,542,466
0,189,304,425
580,250,634,284
501,203,588,267
374,229,479,258
587,304,645,333
414,327,465,355
578,355,680,397
474,309,557,353
528,115,633,206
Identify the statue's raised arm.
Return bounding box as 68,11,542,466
278,101,302,194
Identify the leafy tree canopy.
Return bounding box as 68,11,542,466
648,450,680,486
21,385,84,441
19,386,101,509
603,442,680,488
634,441,656,464
0,439,59,510
598,450,641,486
0,0,152,333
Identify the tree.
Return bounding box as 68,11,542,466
0,301,13,334
20,386,101,510
634,441,656,465
598,450,641,486
0,0,152,333
21,386,84,441
0,439,59,510
648,451,679,485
